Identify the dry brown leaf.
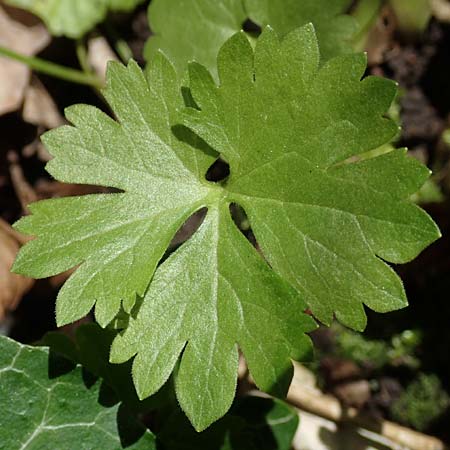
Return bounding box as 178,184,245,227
8,150,38,213
22,138,52,162
87,35,118,81
34,179,109,198
431,0,450,22
0,5,50,115
332,380,371,409
22,76,64,129
0,218,33,319
365,6,396,66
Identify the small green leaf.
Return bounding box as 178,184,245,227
0,335,156,449
111,203,315,431
4,0,145,38
145,0,356,79
157,396,299,450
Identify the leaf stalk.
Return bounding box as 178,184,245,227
0,45,103,90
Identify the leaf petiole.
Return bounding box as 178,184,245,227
0,45,103,90
75,38,92,75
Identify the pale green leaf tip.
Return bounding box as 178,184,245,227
10,259,22,276
108,337,122,364
104,58,128,82
11,216,27,234
95,314,112,329
134,376,152,402
302,22,316,33
55,299,79,327
10,245,33,276
55,313,71,328
192,419,210,433
56,293,91,328
182,403,222,433
154,49,171,64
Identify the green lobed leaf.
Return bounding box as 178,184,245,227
13,25,439,430
4,0,145,38
181,25,440,331
0,335,156,449
145,0,356,80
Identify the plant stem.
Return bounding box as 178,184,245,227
0,45,103,89
75,38,92,75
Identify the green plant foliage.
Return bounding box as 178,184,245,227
443,129,450,146
41,328,299,448
0,335,156,449
13,25,439,430
347,144,443,205
157,397,299,450
110,203,315,431
244,0,355,60
5,0,145,38
333,325,421,369
145,0,356,79
13,57,216,328
391,373,450,431
181,26,439,331
334,325,390,368
389,0,432,36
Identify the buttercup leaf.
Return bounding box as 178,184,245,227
145,0,356,79
182,25,440,331
13,25,439,430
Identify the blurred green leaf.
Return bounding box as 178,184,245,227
145,0,356,79
389,0,432,36
5,0,145,38
391,373,450,430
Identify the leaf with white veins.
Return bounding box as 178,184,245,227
0,335,156,449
